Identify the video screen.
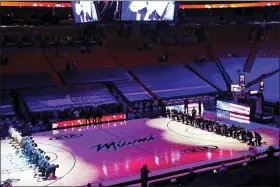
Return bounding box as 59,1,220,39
52,114,126,129
0,1,71,7
121,1,175,21
71,1,98,23
95,1,120,21
239,74,245,87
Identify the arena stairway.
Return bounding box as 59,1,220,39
164,43,221,90
129,63,216,99
8,91,30,121
0,92,15,117
204,30,232,90
109,49,158,100
187,62,227,91
219,57,247,85
113,79,153,102
105,82,130,106
104,28,158,101
243,40,259,72
208,47,233,90
41,47,64,86
183,63,221,91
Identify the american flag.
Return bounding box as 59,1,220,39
217,100,250,123
217,109,250,124
217,100,250,116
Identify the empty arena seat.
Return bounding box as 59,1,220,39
106,27,148,51
59,67,131,85
252,58,279,72
246,71,279,103
188,62,228,90
206,25,255,58
130,63,216,98
262,72,280,102
164,44,209,62
107,27,173,66
20,83,117,112
219,57,247,84
114,80,152,101
256,24,280,58
1,49,51,74
113,44,167,66
45,46,118,71
2,73,55,90
256,46,280,58
246,58,280,83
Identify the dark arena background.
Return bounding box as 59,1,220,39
0,1,279,186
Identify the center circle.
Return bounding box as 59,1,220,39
186,126,214,136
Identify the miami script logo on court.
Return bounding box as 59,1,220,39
89,134,156,152
184,145,218,153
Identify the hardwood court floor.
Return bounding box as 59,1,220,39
1,112,279,186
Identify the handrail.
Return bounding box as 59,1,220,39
125,68,158,100
40,47,65,86
243,27,259,72
203,27,232,91
183,63,221,91
246,68,280,88
106,46,157,101
106,81,130,105
207,42,232,90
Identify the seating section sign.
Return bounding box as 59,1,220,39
46,95,106,107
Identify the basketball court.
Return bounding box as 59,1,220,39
1,111,279,186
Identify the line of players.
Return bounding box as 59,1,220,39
166,108,262,146
8,126,59,180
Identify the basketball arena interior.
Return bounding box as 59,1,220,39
0,1,279,187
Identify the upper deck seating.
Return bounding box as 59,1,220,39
44,46,117,71
113,44,168,66
256,24,280,58
206,25,256,58
164,44,210,62
130,63,216,98
256,46,280,58
1,49,51,74
107,27,168,66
